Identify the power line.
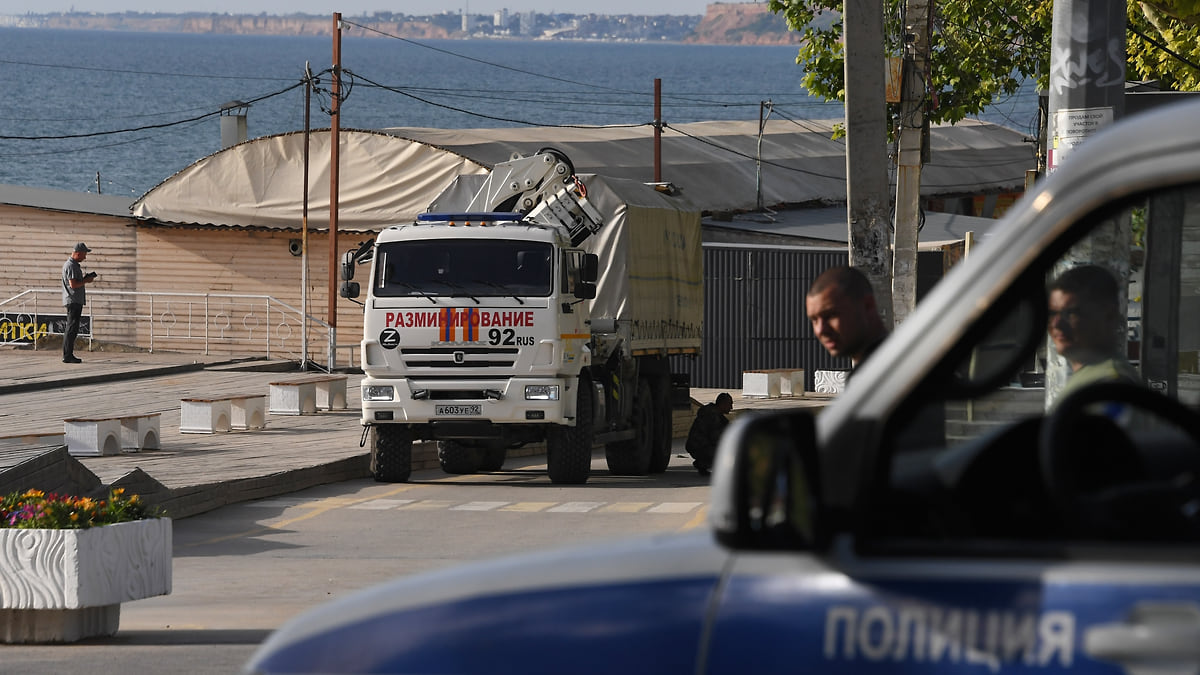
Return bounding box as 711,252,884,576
0,56,293,82
338,19,807,111
662,122,845,181
1128,23,1200,73
344,69,648,129
0,81,305,141
339,19,646,96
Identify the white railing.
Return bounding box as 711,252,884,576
0,289,344,371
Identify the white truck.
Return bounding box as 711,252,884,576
341,149,702,484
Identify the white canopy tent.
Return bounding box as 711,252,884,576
131,119,1034,232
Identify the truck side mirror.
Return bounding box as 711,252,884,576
340,281,360,299
710,410,825,552
341,250,357,281
580,254,599,283
575,281,596,300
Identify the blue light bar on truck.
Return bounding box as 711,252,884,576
417,212,525,223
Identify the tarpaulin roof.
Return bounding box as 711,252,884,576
703,205,1007,248
131,119,1033,231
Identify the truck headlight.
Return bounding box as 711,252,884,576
363,385,395,401
525,384,560,401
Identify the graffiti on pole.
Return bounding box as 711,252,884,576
1049,36,1125,99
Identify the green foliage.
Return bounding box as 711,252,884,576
768,0,1200,125
0,488,162,529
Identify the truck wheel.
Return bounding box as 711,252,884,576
438,440,484,474
648,382,673,473
480,441,507,471
547,384,593,484
605,381,653,476
372,425,412,483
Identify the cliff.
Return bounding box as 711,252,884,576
685,2,804,46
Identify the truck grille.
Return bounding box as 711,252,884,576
400,346,519,370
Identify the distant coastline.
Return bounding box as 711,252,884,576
0,3,806,46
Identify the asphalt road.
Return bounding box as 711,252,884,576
1,446,712,675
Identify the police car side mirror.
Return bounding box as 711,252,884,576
710,410,826,552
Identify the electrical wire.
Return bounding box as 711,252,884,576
1127,23,1200,72
338,19,808,111
662,122,845,181
340,19,646,96
0,56,294,82
0,81,306,141
345,68,649,129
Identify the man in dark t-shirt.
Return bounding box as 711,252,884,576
805,266,888,378
61,242,97,364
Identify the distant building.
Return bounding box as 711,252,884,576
519,11,536,36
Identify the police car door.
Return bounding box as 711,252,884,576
703,127,1200,672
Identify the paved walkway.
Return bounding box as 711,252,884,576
0,347,370,518
0,346,833,519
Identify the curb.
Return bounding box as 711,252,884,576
0,362,211,397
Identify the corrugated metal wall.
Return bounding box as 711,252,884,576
673,245,945,391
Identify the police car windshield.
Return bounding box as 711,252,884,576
374,240,553,299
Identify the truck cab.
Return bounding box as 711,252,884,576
249,99,1200,675
357,213,598,482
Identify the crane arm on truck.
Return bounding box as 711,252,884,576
339,148,603,302
461,147,605,246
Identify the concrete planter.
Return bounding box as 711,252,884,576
0,517,172,643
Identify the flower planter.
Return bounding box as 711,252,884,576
0,517,172,643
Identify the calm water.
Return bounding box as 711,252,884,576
0,28,1038,197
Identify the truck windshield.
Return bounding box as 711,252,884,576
373,240,553,299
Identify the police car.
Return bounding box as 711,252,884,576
245,98,1200,674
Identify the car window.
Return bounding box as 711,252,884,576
871,180,1200,547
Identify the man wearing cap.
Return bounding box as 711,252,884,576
61,242,97,364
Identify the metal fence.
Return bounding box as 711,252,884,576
0,289,342,371
672,245,947,391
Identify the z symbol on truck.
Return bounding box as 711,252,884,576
379,328,401,349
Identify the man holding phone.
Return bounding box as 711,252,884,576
61,242,97,364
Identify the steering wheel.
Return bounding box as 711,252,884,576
1039,381,1200,540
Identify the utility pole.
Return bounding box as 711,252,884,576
892,0,932,325
301,62,313,370
843,0,894,324
653,78,662,183
1044,0,1127,408
756,100,772,212
328,12,342,370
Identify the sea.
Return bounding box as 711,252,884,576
0,27,1040,198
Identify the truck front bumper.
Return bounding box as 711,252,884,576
359,377,574,427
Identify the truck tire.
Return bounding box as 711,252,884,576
438,440,483,474
372,425,412,483
547,384,593,484
480,441,507,471
605,381,653,476
648,382,673,473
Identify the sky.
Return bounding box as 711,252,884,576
0,1,716,16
